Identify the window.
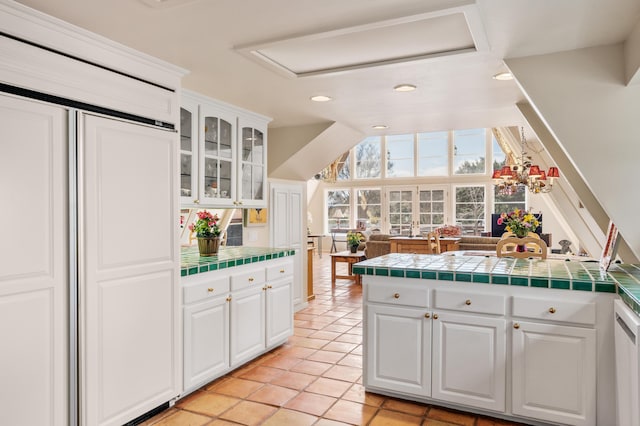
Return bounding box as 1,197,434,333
336,152,350,181
454,128,486,174
355,137,381,179
455,185,485,235
418,187,446,233
355,188,381,229
386,134,414,177
417,131,448,176
494,186,526,214
492,133,506,172
387,187,414,235
327,189,350,230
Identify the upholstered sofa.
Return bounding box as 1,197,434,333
364,234,391,259
457,236,502,251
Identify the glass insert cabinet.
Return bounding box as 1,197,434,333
180,90,271,208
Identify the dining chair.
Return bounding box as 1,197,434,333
427,231,441,254
496,236,547,259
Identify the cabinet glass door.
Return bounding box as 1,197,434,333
202,114,234,204
180,105,198,204
240,126,264,203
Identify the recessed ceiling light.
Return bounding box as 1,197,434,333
372,125,388,130
394,84,417,92
310,95,332,102
492,72,513,81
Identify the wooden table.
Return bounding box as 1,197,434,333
390,236,461,254
330,250,366,288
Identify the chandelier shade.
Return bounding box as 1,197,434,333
493,127,560,195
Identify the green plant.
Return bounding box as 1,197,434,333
347,231,363,246
189,210,221,237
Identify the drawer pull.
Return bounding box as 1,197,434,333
393,293,400,299
549,307,556,314
226,296,232,302
433,313,439,320
267,285,273,289
280,269,285,273
424,313,431,319
207,288,214,293
514,323,520,329
248,277,254,282
465,299,471,305
263,286,267,291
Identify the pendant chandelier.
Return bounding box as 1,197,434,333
492,127,560,195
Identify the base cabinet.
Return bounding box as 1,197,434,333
183,258,294,394
365,304,431,396
184,296,230,391
432,313,506,412
511,321,596,426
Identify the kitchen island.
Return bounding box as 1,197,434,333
180,246,296,394
353,253,630,426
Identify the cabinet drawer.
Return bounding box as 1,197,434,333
434,288,505,315
183,275,230,305
512,296,596,325
367,282,429,308
266,261,293,281
230,268,266,291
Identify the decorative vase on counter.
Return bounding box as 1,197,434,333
350,244,358,254
198,236,220,257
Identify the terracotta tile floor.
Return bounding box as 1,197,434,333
143,252,525,426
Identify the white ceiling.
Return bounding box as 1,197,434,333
14,0,640,137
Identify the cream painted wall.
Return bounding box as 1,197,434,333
506,44,640,258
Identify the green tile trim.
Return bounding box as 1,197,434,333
375,268,389,276
406,270,421,279
188,266,198,275
550,279,570,290
472,273,490,283
422,271,437,280
199,265,209,273
511,276,529,287
455,273,471,282
366,267,374,275
352,266,366,275
180,269,187,277
390,269,404,278
595,283,616,293
438,272,454,281
531,278,549,288
492,275,509,285
573,280,593,291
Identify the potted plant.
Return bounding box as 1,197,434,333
347,231,363,253
189,210,222,256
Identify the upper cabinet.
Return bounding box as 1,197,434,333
180,90,271,208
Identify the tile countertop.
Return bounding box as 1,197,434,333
180,246,296,277
353,253,640,317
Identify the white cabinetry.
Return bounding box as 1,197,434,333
511,296,596,426
614,299,640,426
180,90,270,208
182,258,293,394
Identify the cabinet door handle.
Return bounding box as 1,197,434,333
280,269,285,273
248,277,254,282
513,323,520,329
267,285,273,289
393,293,400,299
424,313,431,319
433,313,439,320
465,299,471,305
207,288,214,293
549,307,556,314
193,199,200,204
226,296,232,302
262,286,267,291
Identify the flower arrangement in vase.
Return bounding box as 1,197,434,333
346,231,363,253
497,209,540,238
189,210,222,256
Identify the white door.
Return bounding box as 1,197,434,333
365,304,431,396
386,186,414,236
512,321,596,426
417,186,447,234
80,114,179,426
431,312,506,412
266,278,293,347
230,286,266,366
270,182,304,309
183,296,230,392
0,95,68,426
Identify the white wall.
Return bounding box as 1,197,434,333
506,43,640,258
